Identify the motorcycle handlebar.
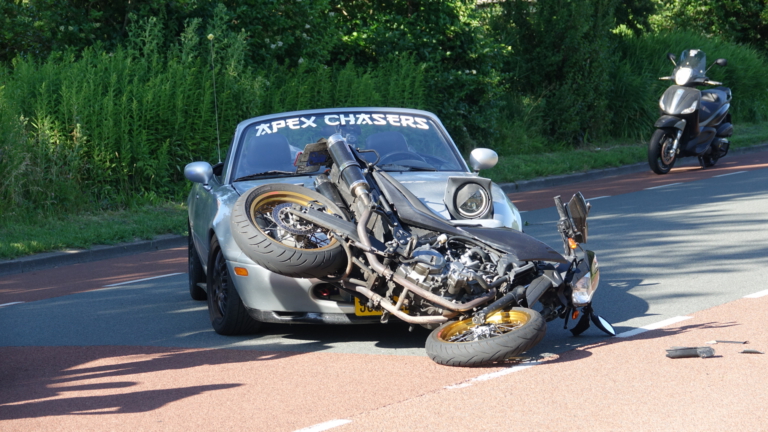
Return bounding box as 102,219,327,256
705,80,723,86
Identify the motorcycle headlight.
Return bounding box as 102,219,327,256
675,68,693,86
571,251,600,307
680,100,698,114
455,183,491,219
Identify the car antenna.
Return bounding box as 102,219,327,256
208,33,222,163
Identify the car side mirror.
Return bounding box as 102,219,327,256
715,58,727,67
469,148,498,172
567,192,590,243
667,53,677,66
185,161,214,190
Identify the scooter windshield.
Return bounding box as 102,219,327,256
674,49,707,85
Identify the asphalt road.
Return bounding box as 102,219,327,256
2,152,768,431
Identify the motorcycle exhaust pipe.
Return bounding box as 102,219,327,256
327,134,371,205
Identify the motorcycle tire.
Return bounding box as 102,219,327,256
230,183,348,279
425,307,546,367
648,128,677,175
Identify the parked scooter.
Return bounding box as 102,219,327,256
649,49,732,174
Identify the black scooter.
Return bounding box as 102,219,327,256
649,49,732,174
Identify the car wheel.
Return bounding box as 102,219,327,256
230,183,348,279
207,236,261,335
425,307,546,367
188,221,207,301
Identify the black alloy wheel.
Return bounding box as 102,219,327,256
206,237,261,335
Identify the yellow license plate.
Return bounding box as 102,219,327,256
354,297,408,316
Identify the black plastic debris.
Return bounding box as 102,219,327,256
740,349,764,354
666,346,715,359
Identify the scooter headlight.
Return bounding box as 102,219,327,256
675,68,693,86
571,251,600,307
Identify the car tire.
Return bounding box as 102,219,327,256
207,236,261,335
230,183,348,279
425,307,546,367
188,221,207,301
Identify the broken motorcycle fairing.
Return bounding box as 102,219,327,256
229,133,614,367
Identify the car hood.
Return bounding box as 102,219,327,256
231,171,521,230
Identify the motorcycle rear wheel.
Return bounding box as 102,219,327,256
425,307,546,367
648,128,677,175
230,183,348,279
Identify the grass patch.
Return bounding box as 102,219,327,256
0,203,187,260
484,122,768,184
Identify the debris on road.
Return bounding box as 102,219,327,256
666,346,715,359
739,349,764,354
705,340,748,345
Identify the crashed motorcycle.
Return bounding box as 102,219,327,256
649,49,732,174
229,133,615,366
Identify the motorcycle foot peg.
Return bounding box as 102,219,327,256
380,311,390,324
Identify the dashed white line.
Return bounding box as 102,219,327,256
616,316,692,338
104,272,184,287
645,182,682,190
0,301,25,308
445,362,540,389
714,170,747,178
744,289,768,299
294,419,352,432
588,196,610,201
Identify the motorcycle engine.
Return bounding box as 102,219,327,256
396,243,499,318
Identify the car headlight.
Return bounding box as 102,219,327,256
680,100,698,114
571,251,600,307
456,183,491,219
675,68,692,86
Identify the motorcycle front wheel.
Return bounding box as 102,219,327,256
648,128,677,175
230,183,348,279
425,307,546,367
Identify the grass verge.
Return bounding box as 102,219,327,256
0,203,187,260
484,122,768,184
1,122,765,261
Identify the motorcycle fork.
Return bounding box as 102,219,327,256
670,129,683,155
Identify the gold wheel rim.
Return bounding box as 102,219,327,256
249,191,338,251
438,310,530,343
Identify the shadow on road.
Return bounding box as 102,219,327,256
0,345,294,420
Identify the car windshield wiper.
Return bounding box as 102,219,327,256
233,170,297,182
378,164,437,172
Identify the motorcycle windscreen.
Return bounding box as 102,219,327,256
461,227,567,264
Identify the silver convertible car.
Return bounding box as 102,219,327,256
185,107,523,335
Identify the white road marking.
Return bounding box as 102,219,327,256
616,316,692,338
744,289,768,299
104,272,184,287
445,362,540,390
0,301,25,308
588,196,610,200
294,419,352,432
645,182,682,190
714,170,747,178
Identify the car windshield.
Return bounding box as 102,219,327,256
674,49,707,79
231,111,466,181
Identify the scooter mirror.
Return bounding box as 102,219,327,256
716,58,728,67
469,148,498,172
667,52,677,65
567,192,589,243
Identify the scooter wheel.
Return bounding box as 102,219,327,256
648,128,677,175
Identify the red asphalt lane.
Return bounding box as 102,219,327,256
0,247,186,305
